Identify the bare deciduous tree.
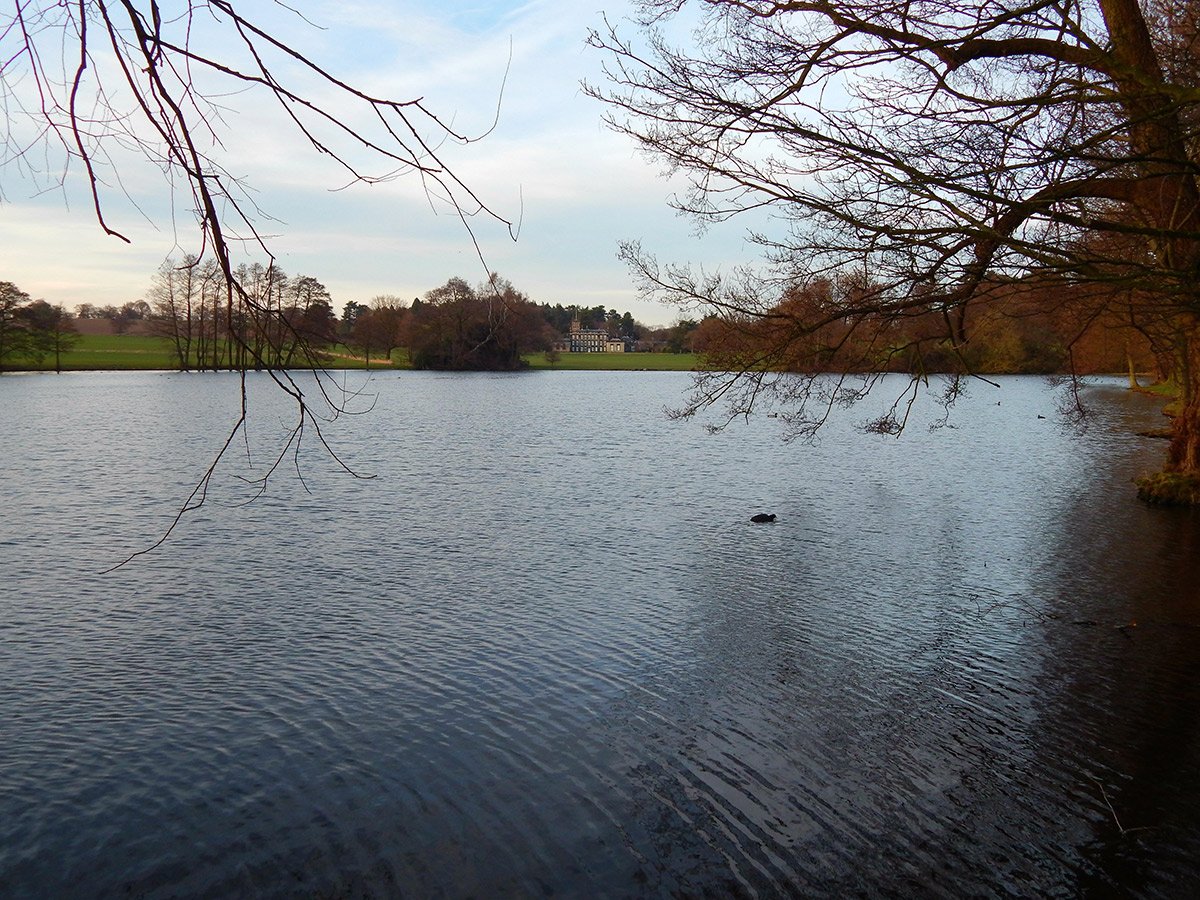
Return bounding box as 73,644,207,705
2,1,514,560
589,0,1200,500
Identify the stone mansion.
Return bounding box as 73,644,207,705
554,314,627,353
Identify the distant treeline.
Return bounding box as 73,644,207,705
691,273,1160,381
134,258,696,371
4,262,1157,377
334,281,698,367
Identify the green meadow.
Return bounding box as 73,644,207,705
43,334,182,371
6,334,700,373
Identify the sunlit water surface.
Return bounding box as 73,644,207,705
2,370,1199,897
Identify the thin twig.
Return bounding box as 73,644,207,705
1087,775,1154,836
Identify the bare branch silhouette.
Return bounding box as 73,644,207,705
3,2,516,564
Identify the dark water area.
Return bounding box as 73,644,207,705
2,371,1199,898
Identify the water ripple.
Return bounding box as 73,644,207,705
2,373,1199,896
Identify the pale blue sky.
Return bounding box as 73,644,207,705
1,0,758,325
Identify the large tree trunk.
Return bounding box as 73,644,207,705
1168,393,1200,474
1102,0,1200,502
1100,0,1200,258
1140,325,1200,503
1167,329,1200,472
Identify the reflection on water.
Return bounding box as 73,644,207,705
1,371,1199,897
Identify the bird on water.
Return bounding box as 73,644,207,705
750,513,776,523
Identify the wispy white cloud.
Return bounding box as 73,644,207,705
1,0,762,326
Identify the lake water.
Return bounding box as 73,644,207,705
2,370,1199,897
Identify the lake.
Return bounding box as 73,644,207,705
2,370,1199,897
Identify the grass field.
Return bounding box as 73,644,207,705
39,334,181,371
4,334,700,373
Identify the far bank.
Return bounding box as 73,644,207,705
0,333,702,373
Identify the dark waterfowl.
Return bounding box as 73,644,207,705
750,513,776,523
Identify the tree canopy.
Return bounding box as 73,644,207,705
0,283,78,373
590,0,1200,495
404,276,550,370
